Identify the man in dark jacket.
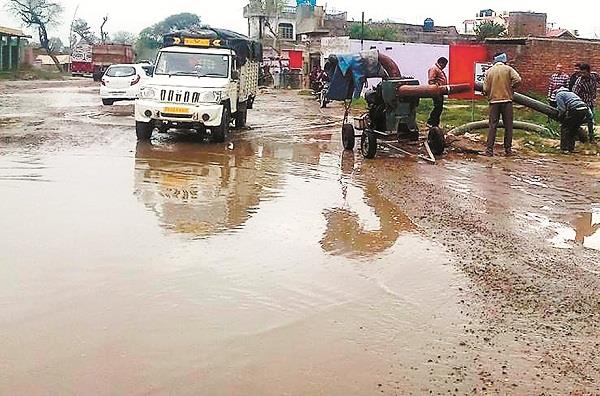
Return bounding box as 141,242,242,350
572,63,598,142
555,87,592,152
426,57,449,128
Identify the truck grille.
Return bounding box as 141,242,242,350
160,89,202,104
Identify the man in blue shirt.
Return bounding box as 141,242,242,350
554,87,592,152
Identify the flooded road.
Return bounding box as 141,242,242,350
1,80,599,394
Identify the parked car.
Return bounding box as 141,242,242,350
100,64,153,105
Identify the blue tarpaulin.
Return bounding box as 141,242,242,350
326,50,382,100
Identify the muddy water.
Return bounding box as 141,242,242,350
1,81,471,395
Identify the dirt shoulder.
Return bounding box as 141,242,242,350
360,154,600,393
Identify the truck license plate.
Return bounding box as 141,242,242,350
163,106,189,114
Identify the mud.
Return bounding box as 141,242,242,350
1,79,599,395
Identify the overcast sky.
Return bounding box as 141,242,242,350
1,0,598,42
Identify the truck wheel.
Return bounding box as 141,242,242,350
234,102,248,129
342,123,355,150
136,121,153,141
361,130,377,159
102,99,114,106
212,107,230,143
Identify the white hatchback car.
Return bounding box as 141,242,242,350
100,64,153,105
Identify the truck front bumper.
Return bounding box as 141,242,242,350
135,100,224,127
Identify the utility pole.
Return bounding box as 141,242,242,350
361,12,365,50
69,4,79,54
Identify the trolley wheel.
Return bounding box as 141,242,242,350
342,123,355,151
361,129,377,159
427,126,446,156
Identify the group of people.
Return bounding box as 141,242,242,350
426,53,598,156
547,62,598,150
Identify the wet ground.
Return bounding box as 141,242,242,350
1,79,599,395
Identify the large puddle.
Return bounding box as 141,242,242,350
0,83,469,394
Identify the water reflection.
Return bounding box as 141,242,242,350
134,141,282,238
571,212,600,248
321,152,415,258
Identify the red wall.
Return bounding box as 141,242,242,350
448,44,488,99
287,50,303,70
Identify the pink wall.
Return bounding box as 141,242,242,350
350,40,450,88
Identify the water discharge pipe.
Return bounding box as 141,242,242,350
474,82,559,121
396,84,471,98
448,120,552,136
378,53,401,78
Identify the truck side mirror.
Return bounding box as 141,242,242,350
231,70,240,80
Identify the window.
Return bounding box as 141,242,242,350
279,23,294,40
154,52,230,78
105,66,136,77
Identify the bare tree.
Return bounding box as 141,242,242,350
8,0,64,72
100,15,108,44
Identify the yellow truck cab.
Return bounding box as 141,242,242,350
134,28,261,142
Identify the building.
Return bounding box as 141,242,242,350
243,1,347,86
546,28,578,40
356,20,473,45
508,12,547,37
34,54,71,72
486,36,600,93
463,9,509,35
0,25,30,72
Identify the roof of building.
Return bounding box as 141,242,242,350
35,54,71,65
0,25,30,37
486,36,600,44
546,29,577,39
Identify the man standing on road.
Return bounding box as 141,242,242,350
482,52,522,156
554,87,592,152
572,63,599,142
547,64,570,107
426,57,449,128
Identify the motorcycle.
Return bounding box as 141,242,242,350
319,81,330,108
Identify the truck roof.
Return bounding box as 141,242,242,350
159,46,234,56
163,27,262,65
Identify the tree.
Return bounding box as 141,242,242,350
72,18,97,44
48,36,64,52
349,21,400,41
135,13,201,61
474,21,507,41
111,31,136,45
8,0,64,72
100,15,108,44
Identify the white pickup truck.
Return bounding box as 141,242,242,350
134,29,261,142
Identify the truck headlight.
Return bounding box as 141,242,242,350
199,91,222,103
140,87,156,99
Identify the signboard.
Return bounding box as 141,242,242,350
475,62,492,83
474,62,493,95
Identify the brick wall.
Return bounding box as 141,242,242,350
508,12,547,37
486,38,600,94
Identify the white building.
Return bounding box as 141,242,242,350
462,9,508,35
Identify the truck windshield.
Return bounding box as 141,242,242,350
155,52,230,78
